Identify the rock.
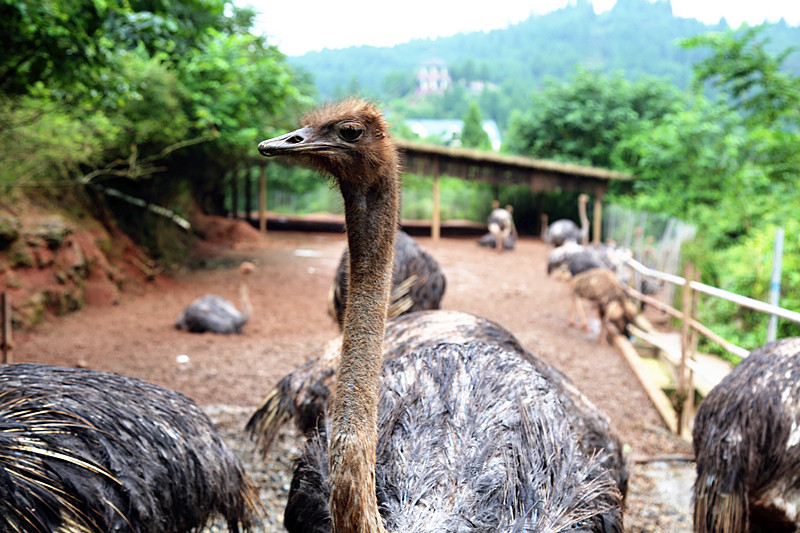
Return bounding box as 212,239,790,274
0,213,20,250
28,215,73,249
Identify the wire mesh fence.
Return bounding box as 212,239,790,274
603,204,697,308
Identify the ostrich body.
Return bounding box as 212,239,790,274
257,99,624,532
328,229,446,329
547,240,585,275
175,261,255,334
693,337,800,533
247,309,629,498
569,268,637,343
478,201,516,251
0,363,262,532
545,193,590,247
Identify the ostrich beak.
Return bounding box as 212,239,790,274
258,127,333,157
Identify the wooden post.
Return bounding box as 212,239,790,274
431,156,441,243
259,164,267,233
231,168,239,219
592,193,603,243
2,292,11,363
245,166,253,225
678,262,695,438
540,213,548,240
634,227,644,311
687,266,700,429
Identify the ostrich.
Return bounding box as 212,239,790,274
247,309,629,498
477,200,517,251
544,193,590,247
692,337,800,533
0,363,263,532
569,268,637,344
257,99,624,532
547,239,585,276
175,261,255,334
328,229,446,329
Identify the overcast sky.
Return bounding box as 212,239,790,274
234,0,800,56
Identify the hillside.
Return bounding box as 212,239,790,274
289,0,800,104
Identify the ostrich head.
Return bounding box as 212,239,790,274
240,261,255,276
258,99,398,191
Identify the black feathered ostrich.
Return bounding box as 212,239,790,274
0,363,263,532
692,337,800,533
175,261,255,334
257,99,625,532
328,229,446,329
545,193,590,247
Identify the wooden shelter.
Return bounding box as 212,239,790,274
395,139,635,242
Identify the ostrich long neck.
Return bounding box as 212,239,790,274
329,173,398,533
578,198,589,244
238,274,252,322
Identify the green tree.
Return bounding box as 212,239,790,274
681,25,800,128
460,101,492,150
504,68,683,168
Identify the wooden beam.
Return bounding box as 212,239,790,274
678,263,695,439
2,292,11,363
431,156,440,242
259,164,267,233
612,332,680,436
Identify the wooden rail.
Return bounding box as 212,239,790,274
621,257,800,437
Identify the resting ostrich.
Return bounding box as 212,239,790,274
175,261,255,334
328,229,446,329
0,363,263,532
569,268,637,344
477,200,517,251
693,337,800,533
545,193,590,247
257,99,624,532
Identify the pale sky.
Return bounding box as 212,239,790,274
235,0,800,56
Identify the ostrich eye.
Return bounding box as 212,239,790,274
337,123,364,142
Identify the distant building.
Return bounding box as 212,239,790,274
405,118,503,151
416,59,452,95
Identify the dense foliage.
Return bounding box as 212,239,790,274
1,0,314,260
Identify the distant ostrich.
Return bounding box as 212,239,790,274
545,193,590,247
692,337,800,533
0,363,263,532
175,261,255,334
477,200,517,251
257,99,624,532
547,239,585,276
328,229,446,329
569,268,637,344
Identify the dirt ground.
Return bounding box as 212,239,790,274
10,226,695,531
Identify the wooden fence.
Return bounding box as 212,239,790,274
620,258,800,438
